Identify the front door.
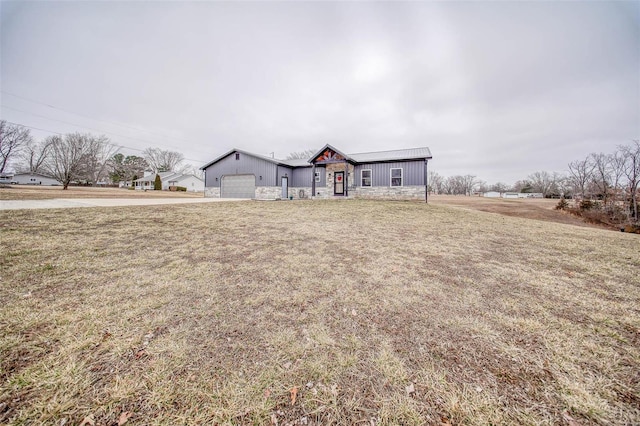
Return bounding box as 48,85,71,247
281,176,289,199
334,171,344,196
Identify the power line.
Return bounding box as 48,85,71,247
1,90,194,145
2,120,205,164
1,106,206,163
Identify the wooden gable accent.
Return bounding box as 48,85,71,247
313,148,345,164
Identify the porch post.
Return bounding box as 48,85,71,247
344,160,348,197
312,164,316,198
425,160,428,204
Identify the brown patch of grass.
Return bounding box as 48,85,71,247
1,200,638,424
0,186,202,200
430,194,610,230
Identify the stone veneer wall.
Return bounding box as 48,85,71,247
205,186,313,200
255,186,281,199
204,187,220,198
352,185,426,200
289,187,313,199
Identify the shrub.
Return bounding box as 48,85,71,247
128,185,135,190
555,198,569,210
154,174,162,190
579,199,601,211
176,186,187,192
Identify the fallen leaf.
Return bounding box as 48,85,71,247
118,411,132,425
270,413,278,425
135,349,147,359
264,388,271,398
290,387,298,405
330,384,338,396
405,383,415,395
562,411,581,426
79,415,95,426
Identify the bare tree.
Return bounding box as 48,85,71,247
428,170,444,194
590,153,612,204
609,150,627,203
80,136,119,185
490,182,510,193
528,171,557,197
0,120,33,173
568,157,595,200
461,175,479,196
143,147,185,172
553,172,569,198
286,149,316,160
620,140,640,221
20,138,53,174
43,133,104,189
513,179,533,193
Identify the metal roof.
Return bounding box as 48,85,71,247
349,147,432,163
200,148,295,170
201,146,432,170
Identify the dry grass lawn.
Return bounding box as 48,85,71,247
1,200,638,425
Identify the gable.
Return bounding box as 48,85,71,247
314,148,344,163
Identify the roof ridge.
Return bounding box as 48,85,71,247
348,146,429,155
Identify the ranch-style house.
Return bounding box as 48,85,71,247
200,144,433,201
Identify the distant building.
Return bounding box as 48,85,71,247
9,172,59,186
133,171,204,192
483,191,501,198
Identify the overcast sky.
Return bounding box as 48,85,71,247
1,1,638,184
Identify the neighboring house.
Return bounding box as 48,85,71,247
10,172,59,186
133,171,204,192
0,172,15,184
200,144,433,200
165,174,204,192
483,191,501,198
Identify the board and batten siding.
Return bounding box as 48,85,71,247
353,161,425,187
276,166,293,184
204,153,278,187
291,166,321,187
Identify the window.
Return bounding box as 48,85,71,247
361,169,372,187
314,171,321,183
390,168,403,187
235,153,240,160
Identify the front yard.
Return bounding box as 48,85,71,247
1,200,638,424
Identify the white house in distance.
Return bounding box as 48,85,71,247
1,172,59,186
133,171,204,192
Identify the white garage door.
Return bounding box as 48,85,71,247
221,174,255,198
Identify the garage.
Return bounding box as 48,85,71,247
221,174,255,198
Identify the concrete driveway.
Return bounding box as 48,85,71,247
0,197,248,210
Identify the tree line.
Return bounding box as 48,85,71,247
429,140,640,222
0,120,191,189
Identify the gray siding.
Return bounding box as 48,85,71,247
204,153,277,187
291,166,312,187
276,166,293,185
354,161,425,187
